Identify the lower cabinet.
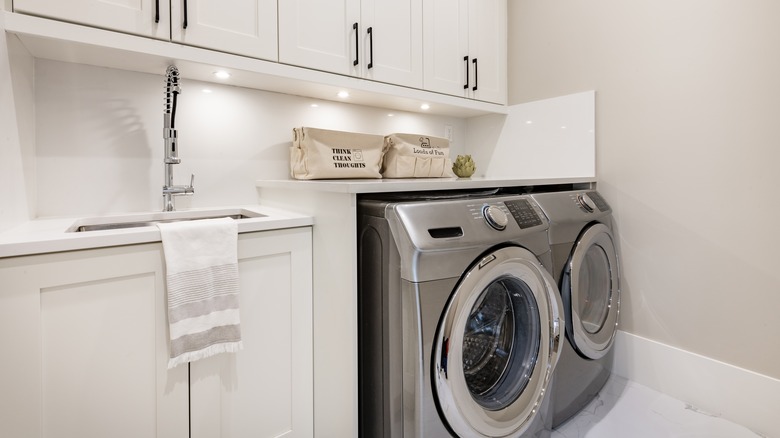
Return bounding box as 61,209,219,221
0,227,313,438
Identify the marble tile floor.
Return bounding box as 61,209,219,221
552,375,765,438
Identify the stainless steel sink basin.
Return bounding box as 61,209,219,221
67,209,265,233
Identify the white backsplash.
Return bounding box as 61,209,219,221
466,91,595,179
33,59,466,218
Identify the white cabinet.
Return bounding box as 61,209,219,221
423,0,506,104
278,0,422,88
12,0,278,61
0,227,313,438
278,0,359,76
190,228,313,438
0,243,188,438
12,0,171,40
171,0,278,61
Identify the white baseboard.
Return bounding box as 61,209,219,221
612,331,779,438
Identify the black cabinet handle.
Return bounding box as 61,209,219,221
155,0,159,23
472,58,478,91
463,56,469,89
367,27,373,69
353,23,359,66
183,0,188,29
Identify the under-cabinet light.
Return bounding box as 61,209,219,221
213,71,231,80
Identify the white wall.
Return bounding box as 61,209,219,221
508,0,780,381
32,59,466,218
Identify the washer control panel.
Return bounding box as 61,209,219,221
504,198,544,229
468,198,544,231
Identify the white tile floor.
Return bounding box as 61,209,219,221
551,375,765,438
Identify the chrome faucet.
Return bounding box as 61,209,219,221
162,65,194,212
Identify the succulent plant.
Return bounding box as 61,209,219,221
452,154,476,178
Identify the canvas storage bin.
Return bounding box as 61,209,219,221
290,127,386,180
381,133,455,178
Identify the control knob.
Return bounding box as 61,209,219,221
482,205,508,231
577,193,598,213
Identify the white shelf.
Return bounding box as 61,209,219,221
256,176,595,194
3,11,508,118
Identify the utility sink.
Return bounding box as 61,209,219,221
67,208,266,232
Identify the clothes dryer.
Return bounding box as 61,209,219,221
529,190,620,427
358,193,564,438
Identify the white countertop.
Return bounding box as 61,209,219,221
0,205,313,258
255,176,595,194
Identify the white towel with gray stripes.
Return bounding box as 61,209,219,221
158,217,243,369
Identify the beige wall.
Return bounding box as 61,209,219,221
509,0,780,379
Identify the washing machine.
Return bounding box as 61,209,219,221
358,192,564,438
529,190,620,427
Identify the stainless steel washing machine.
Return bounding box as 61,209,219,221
529,190,620,427
358,193,564,438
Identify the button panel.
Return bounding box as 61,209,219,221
504,199,543,229
587,191,611,212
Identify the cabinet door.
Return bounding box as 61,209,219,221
171,0,278,61
12,0,170,40
467,0,507,104
0,244,189,438
278,0,360,76
422,0,469,97
360,0,422,88
190,228,313,438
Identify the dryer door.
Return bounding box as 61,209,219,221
562,222,620,360
432,246,563,438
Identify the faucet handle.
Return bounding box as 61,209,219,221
186,174,195,194
189,173,195,188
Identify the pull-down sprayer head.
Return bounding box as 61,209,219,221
162,65,194,212
164,66,181,164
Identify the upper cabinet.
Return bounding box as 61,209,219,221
278,0,423,89
171,0,278,61
12,0,171,40
8,0,507,115
13,0,278,61
423,0,507,104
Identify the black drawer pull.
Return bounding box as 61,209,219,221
463,56,469,89
353,22,359,66
367,27,373,69
472,58,478,91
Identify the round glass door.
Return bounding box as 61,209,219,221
563,223,620,359
433,246,562,438
462,276,541,411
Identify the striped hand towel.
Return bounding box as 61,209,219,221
157,217,243,369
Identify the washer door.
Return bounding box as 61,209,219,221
433,246,563,438
562,222,620,359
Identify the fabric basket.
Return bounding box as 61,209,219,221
290,127,386,180
381,133,455,178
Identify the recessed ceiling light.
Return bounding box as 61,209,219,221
337,90,350,99
202,89,213,94
310,104,319,108
420,103,430,110
387,113,395,117
213,71,231,80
